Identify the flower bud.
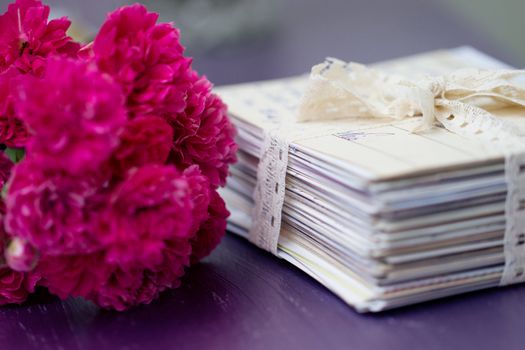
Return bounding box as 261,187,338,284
5,237,38,272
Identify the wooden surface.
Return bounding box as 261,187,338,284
0,0,524,349
1,235,525,350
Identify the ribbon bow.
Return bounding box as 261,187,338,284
296,58,525,143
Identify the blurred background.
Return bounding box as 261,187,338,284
2,0,524,85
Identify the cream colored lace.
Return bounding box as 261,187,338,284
296,58,525,285
297,58,525,140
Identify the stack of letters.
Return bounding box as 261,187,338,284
217,47,525,312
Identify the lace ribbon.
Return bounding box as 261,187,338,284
501,151,525,285
249,123,340,254
297,58,525,138
293,58,525,285
249,127,290,254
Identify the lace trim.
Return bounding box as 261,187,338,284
296,59,525,134
249,127,290,254
501,150,525,285
249,123,339,254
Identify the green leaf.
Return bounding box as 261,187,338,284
1,182,7,201
4,147,25,163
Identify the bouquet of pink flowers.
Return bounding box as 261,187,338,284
0,0,237,310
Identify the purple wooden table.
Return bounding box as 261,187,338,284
1,0,524,349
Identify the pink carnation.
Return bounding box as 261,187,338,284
111,116,174,175
88,266,165,311
0,0,80,149
37,165,211,310
190,189,229,264
36,237,189,311
99,164,206,269
15,57,126,174
0,0,80,76
0,69,28,147
92,4,191,118
0,262,39,305
92,5,237,187
169,78,237,188
0,200,39,305
88,165,210,310
89,219,200,311
5,160,107,255
35,252,111,300
88,243,189,311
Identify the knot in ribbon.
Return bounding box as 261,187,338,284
297,58,525,143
